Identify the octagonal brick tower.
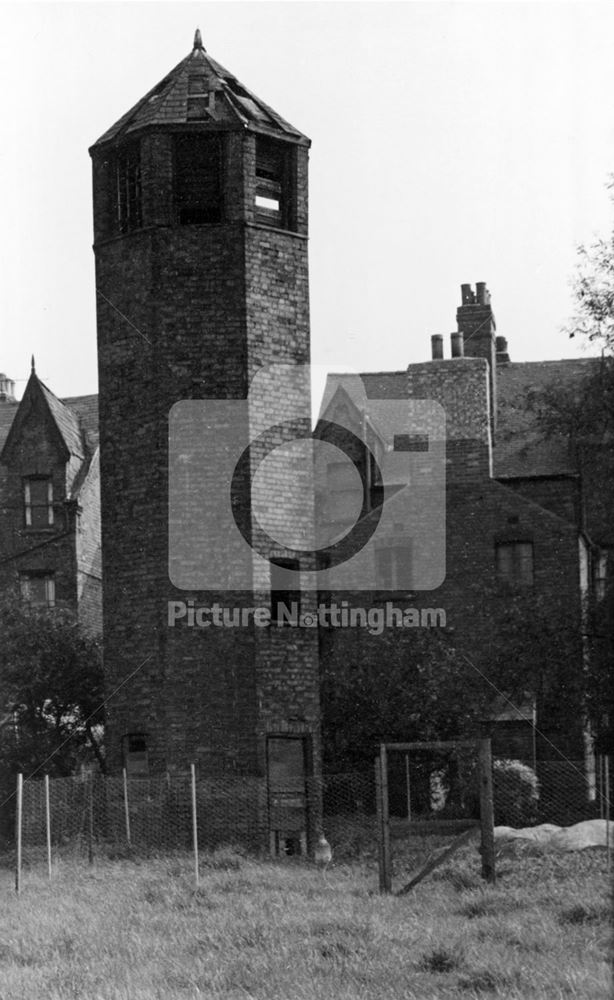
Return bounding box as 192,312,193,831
90,31,321,852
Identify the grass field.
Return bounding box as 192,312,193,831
0,842,611,1000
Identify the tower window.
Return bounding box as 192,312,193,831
271,559,300,624
20,572,55,608
114,142,142,234
255,137,294,229
24,477,54,528
174,134,222,224
495,541,534,587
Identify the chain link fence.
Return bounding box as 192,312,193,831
5,754,611,888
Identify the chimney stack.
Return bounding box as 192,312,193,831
431,334,444,360
456,282,497,438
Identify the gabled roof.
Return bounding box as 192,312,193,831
495,358,601,478
0,372,92,466
91,31,308,149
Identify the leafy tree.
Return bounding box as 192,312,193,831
0,598,105,785
320,589,585,781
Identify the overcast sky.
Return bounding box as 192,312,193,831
2,1,614,400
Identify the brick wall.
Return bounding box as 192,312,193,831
92,122,321,823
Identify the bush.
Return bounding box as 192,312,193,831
460,758,539,828
492,759,539,827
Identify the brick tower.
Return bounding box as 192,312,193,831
90,31,321,851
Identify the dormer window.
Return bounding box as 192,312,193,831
187,74,213,120
24,478,54,528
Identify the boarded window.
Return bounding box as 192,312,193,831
20,572,55,608
24,477,53,528
175,134,222,224
496,541,534,587
114,143,142,234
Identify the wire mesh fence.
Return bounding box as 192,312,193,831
5,752,611,891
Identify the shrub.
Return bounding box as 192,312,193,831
460,758,539,828
492,759,539,827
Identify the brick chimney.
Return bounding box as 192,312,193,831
456,283,496,438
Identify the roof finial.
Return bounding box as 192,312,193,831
193,28,204,51
31,355,36,375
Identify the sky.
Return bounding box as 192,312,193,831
2,1,614,401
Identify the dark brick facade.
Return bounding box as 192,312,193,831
318,286,603,781
0,373,101,635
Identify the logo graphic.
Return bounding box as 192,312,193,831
169,365,445,591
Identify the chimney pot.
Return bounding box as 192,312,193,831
431,334,444,360
461,283,474,305
451,332,464,358
475,282,489,306
496,335,510,363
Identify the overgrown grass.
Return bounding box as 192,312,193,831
0,842,610,999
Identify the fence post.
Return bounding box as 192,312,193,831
15,772,23,895
375,755,385,892
191,763,200,890
45,774,52,879
379,744,392,892
122,768,132,846
605,755,610,874
87,776,94,865
478,738,496,884
405,753,411,822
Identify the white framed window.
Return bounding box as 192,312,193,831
20,573,56,608
24,478,54,528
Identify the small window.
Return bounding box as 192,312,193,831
114,142,142,234
496,542,534,587
255,136,293,229
20,572,55,608
393,433,429,452
271,559,300,624
375,545,413,589
24,477,53,528
175,134,222,224
187,74,212,120
594,551,608,603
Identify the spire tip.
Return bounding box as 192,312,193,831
193,28,204,51
31,355,36,375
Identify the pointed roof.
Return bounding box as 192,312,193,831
91,30,308,149
0,371,86,466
